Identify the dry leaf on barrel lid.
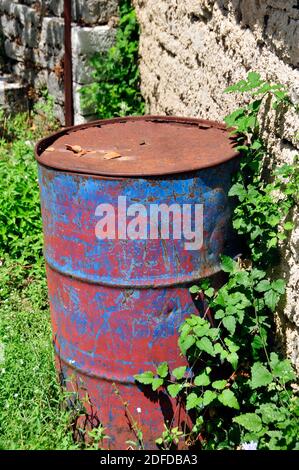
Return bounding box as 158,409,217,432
103,151,122,160
65,144,83,154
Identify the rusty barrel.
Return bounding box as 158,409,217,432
35,116,240,449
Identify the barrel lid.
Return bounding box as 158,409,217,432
35,116,239,177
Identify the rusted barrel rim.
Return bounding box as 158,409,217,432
35,115,240,178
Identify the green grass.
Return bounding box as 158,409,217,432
0,102,85,449
0,273,79,449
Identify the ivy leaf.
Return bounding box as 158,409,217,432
251,363,273,389
225,83,247,94
172,366,186,380
134,371,154,385
251,334,264,354
196,337,215,356
214,289,230,307
194,322,211,337
189,285,200,294
214,343,228,360
194,371,210,387
152,378,164,391
205,287,215,298
192,416,204,434
268,214,280,227
214,309,225,320
234,271,251,287
220,255,236,273
251,139,262,150
223,316,236,335
269,353,295,383
277,232,287,241
267,237,277,249
247,71,261,84
200,279,211,290
255,280,271,292
212,380,227,390
203,390,217,406
224,338,240,353
271,279,286,294
284,221,294,231
186,392,201,410
218,389,239,409
157,362,168,378
208,328,220,340
167,383,182,398
251,269,266,281
258,403,285,424
233,413,263,432
179,335,195,355
224,108,246,128
227,352,239,369
264,289,280,311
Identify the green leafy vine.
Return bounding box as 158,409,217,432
135,73,299,450
80,0,145,118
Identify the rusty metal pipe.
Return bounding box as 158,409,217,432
64,0,73,126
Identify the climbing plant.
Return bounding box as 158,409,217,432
80,0,145,118
135,73,299,450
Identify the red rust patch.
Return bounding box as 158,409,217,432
35,115,239,177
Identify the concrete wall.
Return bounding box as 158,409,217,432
133,0,299,369
0,0,118,123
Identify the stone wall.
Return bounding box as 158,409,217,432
133,0,299,369
0,0,118,123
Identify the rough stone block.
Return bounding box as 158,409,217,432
2,15,39,48
72,0,119,26
36,17,64,68
0,15,19,40
0,2,40,48
53,101,65,124
4,39,31,61
71,24,115,55
47,70,64,103
0,1,39,28
40,16,64,49
41,0,64,17
72,25,115,84
0,74,28,113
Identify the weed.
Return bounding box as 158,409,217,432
135,74,299,450
80,0,145,118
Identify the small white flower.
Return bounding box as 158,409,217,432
14,393,18,398
241,441,258,450
136,407,142,414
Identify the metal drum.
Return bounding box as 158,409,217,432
35,116,240,449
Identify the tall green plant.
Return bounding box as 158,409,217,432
80,0,145,118
135,73,299,450
0,93,59,272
